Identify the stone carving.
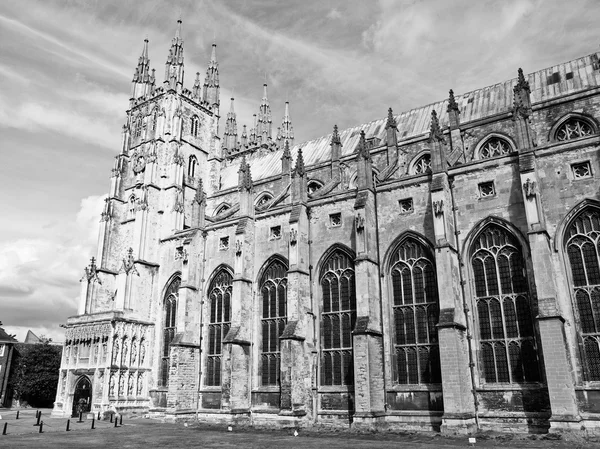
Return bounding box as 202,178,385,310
81,257,101,284
109,372,116,397
65,323,111,341
140,340,146,365
131,340,138,365
433,200,444,216
355,214,365,233
289,228,298,246
121,247,139,276
122,338,129,365
118,373,125,397
235,240,243,257
102,341,107,362
128,373,135,396
523,178,536,199
112,338,120,365
137,372,144,396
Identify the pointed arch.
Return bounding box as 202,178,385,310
255,191,274,209
466,220,540,383
307,179,324,195
188,155,198,178
549,112,598,142
159,274,181,387
204,265,233,387
554,199,600,252
473,132,517,160
385,232,441,384
407,150,432,175
318,244,356,387
462,216,530,261
191,115,200,137
257,255,289,386
560,201,600,380
214,202,231,216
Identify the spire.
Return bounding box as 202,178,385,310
195,177,206,204
516,67,530,93
202,43,220,112
192,72,201,100
278,101,294,149
293,148,305,177
384,108,398,151
447,90,460,129
428,110,445,143
238,156,253,191
385,107,397,130
131,38,153,99
249,114,257,144
241,125,248,148
164,20,185,90
513,67,532,119
331,124,342,161
281,139,292,173
256,83,272,144
224,97,238,153
356,130,371,161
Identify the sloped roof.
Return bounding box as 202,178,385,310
219,52,600,190
0,327,18,344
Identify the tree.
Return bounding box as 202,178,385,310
8,342,62,408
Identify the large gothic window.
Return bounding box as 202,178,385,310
478,136,513,159
471,225,540,383
390,238,441,384
260,259,288,386
205,269,232,386
188,155,197,178
159,276,180,387
411,154,431,175
555,117,594,141
320,249,356,386
565,207,600,380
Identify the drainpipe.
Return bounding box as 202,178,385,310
448,176,480,430
196,230,208,423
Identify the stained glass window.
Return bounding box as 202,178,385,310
191,115,200,137
565,208,600,380
556,118,593,141
390,238,441,384
159,276,180,387
471,225,540,383
412,154,431,175
479,137,512,159
205,269,232,386
260,259,288,386
321,249,356,386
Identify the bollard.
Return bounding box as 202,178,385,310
97,411,101,421
78,411,83,423
91,416,95,430
39,421,43,434
66,419,70,431
114,416,118,428
16,410,19,420
2,422,7,435
120,414,123,426
110,414,113,423
34,412,41,426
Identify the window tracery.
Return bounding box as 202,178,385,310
191,115,200,137
390,238,441,384
320,249,356,386
479,136,513,159
188,155,197,178
307,180,323,195
556,118,593,141
259,259,287,385
205,269,232,386
565,208,600,380
471,225,540,383
412,154,431,175
159,276,179,387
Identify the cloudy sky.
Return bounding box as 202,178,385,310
0,0,598,341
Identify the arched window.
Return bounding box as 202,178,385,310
411,154,431,175
151,110,157,133
128,195,136,220
256,193,273,209
471,224,540,383
214,203,230,216
160,276,180,387
556,117,594,141
307,180,323,195
188,155,197,178
390,238,441,384
205,269,233,386
564,207,600,380
191,115,200,137
320,248,356,386
478,136,513,159
133,116,142,138
259,259,288,385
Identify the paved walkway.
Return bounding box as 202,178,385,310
0,408,599,448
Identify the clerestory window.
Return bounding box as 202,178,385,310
205,269,232,386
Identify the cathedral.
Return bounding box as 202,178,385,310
52,20,600,434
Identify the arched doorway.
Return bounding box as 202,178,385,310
71,376,92,417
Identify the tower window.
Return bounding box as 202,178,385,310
188,155,198,178
399,198,414,214
556,118,594,141
572,161,592,179
412,154,431,175
471,225,540,383
205,269,232,386
128,195,137,220
270,226,282,240
191,115,200,138
390,238,441,384
321,248,356,386
159,276,180,387
219,236,229,251
133,117,142,138
479,181,495,198
260,259,287,385
307,180,323,195
329,213,342,227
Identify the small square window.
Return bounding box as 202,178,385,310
219,236,229,251
329,213,342,227
572,161,592,179
479,181,495,198
399,198,414,214
270,226,282,240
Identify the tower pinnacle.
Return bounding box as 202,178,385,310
277,101,294,149
224,97,238,154
256,83,272,144
131,38,154,99
202,43,220,113
164,20,185,90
